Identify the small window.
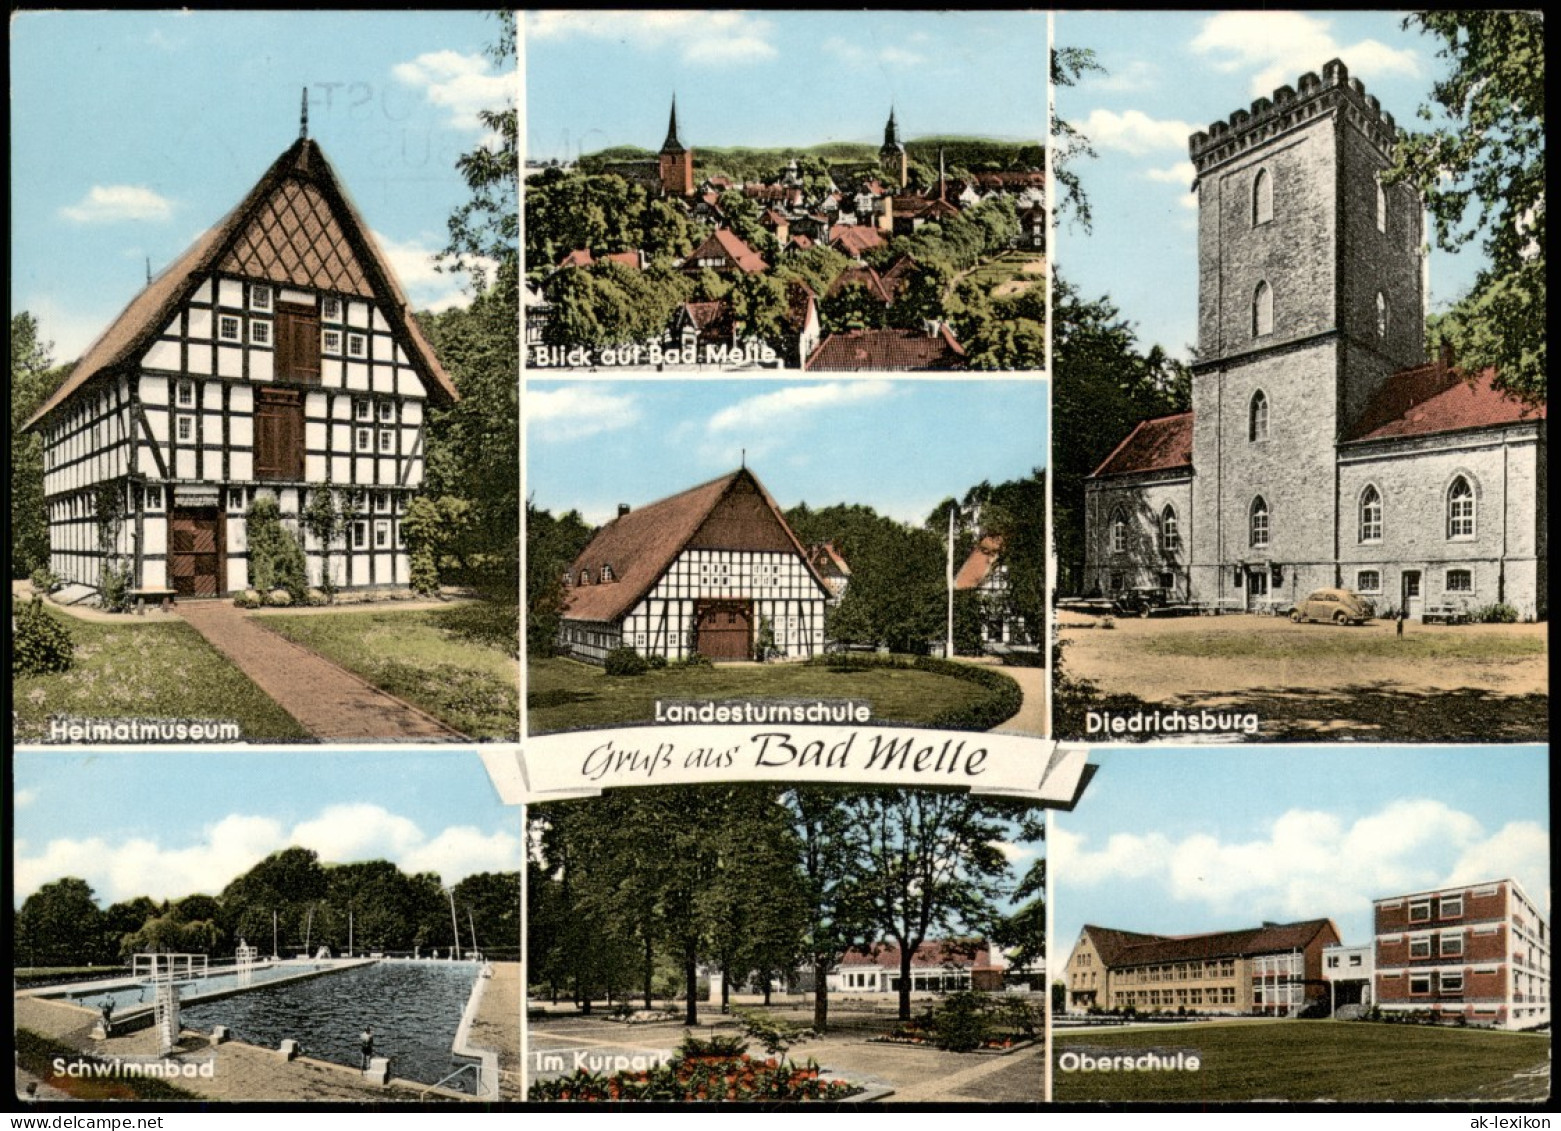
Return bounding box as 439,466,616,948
377,401,394,423
1253,168,1273,225
1446,569,1472,593
1109,571,1125,592
1409,937,1432,958
1356,570,1381,593
1441,895,1464,918
1249,390,1270,442
144,486,164,511
1110,510,1129,555
1375,292,1387,338
1441,934,1464,956
1348,954,1362,968
1359,485,1382,542
578,569,591,586
218,315,242,342
377,430,393,454
347,333,367,359
602,564,614,582
250,319,272,346
176,380,196,407
352,521,367,549
374,521,390,549
355,399,372,421
1253,281,1273,337
1159,506,1180,553
1440,972,1464,994
374,491,390,514
1409,974,1432,996
1249,496,1270,549
176,416,194,442
1409,901,1431,923
1447,476,1475,539
322,296,342,321
356,427,372,452
251,284,273,312
323,329,343,355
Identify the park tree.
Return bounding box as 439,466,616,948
16,878,104,968
1051,46,1107,232
453,871,521,960
784,787,872,1031
730,272,791,352
846,791,1035,1021
982,470,1048,643
525,502,594,653
11,313,60,578
1388,11,1544,402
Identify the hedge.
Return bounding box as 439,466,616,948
804,653,1022,731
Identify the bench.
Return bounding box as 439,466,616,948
130,588,178,613
1420,605,1470,626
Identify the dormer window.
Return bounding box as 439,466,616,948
562,571,573,587
601,564,614,582
251,284,273,312
578,569,591,586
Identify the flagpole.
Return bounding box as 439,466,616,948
946,506,956,658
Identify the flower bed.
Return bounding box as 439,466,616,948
871,991,1043,1053
528,1054,861,1103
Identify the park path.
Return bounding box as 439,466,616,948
955,657,1048,737
177,601,465,742
887,1041,1045,1103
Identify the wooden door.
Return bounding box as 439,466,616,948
274,301,321,385
1245,567,1269,611
1402,571,1423,619
255,388,304,481
695,601,752,661
169,507,224,597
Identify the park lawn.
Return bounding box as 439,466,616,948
963,250,1047,297
259,602,519,740
12,607,307,742
1139,625,1547,664
1053,1021,1550,1102
528,655,991,735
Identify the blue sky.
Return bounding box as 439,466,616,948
523,11,1047,161
10,10,512,363
13,752,520,906
1054,746,1550,957
1055,11,1489,359
526,378,1047,526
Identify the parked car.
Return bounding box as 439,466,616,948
1112,587,1171,618
1287,588,1374,625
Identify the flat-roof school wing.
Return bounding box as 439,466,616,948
24,136,458,433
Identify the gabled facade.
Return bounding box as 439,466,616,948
1373,878,1549,1030
1082,59,1546,618
26,135,458,599
955,535,1027,647
557,468,832,663
830,940,1006,994
1065,919,1341,1015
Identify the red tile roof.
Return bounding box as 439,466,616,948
1347,362,1545,442
807,541,851,580
24,138,457,430
683,229,767,274
677,300,735,343
1083,920,1339,969
955,536,1002,590
826,266,892,305
557,248,595,269
562,468,828,625
601,250,642,271
785,234,816,251
804,326,968,371
1090,412,1194,478
840,940,998,971
829,224,886,257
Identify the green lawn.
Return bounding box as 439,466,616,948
961,250,1047,296
528,655,994,735
1139,626,1547,663
260,602,519,740
1054,1020,1550,1102
13,607,308,742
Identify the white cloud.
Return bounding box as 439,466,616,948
1087,59,1158,93
707,380,892,434
822,36,926,67
527,11,777,65
1080,109,1196,155
1059,798,1548,926
1144,162,1200,210
369,229,486,313
527,386,640,442
16,788,38,808
1191,12,1420,99
14,805,518,905
392,50,516,133
60,185,174,224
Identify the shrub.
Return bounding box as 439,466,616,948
233,590,262,610
604,647,650,676
13,597,75,676
734,1009,816,1062
672,652,712,670
676,1033,749,1060
245,496,309,601
1472,602,1519,624
98,561,134,613
647,653,668,669
800,653,1022,731
29,566,59,595
409,547,441,597
265,589,293,607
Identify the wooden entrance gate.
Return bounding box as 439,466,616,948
695,601,753,661
169,507,224,597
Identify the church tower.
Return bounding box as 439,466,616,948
1185,58,1427,607
658,97,694,197
879,107,908,189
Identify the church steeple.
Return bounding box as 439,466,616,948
661,97,686,154
882,106,903,153
879,106,908,190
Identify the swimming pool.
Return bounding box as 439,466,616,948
56,961,337,1013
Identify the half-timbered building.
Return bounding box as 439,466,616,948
557,468,832,663
23,132,459,600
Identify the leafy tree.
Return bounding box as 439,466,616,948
1052,46,1107,232
784,787,872,1031
820,280,888,333
11,313,59,577
1389,12,1544,402
525,502,594,652
730,272,791,349
16,878,104,967
453,871,521,960
716,191,777,258
445,10,516,282
981,469,1047,642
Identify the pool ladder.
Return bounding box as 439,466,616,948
419,1060,488,1100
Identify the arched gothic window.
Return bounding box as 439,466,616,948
1376,292,1388,338
1250,496,1270,549
1110,510,1129,555
1375,174,1387,233
1253,168,1273,225
1253,281,1273,337
1249,390,1270,442
1359,485,1382,542
1159,505,1181,553
1446,476,1475,539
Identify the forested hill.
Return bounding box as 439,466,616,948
569,137,1041,180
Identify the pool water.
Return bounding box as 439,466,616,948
181,961,480,1088
63,962,334,1013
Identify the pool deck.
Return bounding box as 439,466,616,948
466,962,523,1100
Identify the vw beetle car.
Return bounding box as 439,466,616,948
1288,588,1373,625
